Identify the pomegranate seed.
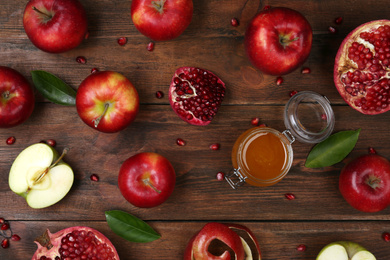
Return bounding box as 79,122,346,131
321,114,327,120
11,234,20,241
289,90,298,97
231,18,239,27
91,68,99,74
369,147,377,154
176,138,186,146
285,193,296,200
1,223,9,230
209,143,220,150
147,41,154,51
301,67,311,74
155,91,164,99
6,136,15,145
117,37,127,46
84,31,89,39
76,56,87,64
90,174,99,182
297,244,307,251
383,232,390,242
0,218,4,224
334,17,343,25
259,123,267,127
46,139,56,147
328,26,337,34
251,117,260,126
276,76,284,85
216,172,225,181
1,239,9,248
263,5,271,10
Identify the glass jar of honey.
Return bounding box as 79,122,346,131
226,91,335,189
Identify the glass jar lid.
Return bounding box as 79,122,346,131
284,91,335,144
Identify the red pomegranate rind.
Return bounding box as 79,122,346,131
169,67,226,126
32,226,120,260
334,20,390,115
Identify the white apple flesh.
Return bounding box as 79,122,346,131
317,241,376,260
9,143,73,209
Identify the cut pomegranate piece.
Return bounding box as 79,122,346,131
169,67,226,126
334,20,390,115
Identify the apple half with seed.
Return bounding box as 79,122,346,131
317,241,376,260
8,143,73,209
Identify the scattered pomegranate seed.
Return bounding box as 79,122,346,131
0,218,4,224
1,238,9,249
328,26,337,34
209,143,220,150
91,68,99,74
369,147,377,154
289,90,298,97
46,139,56,147
155,91,164,99
6,136,15,145
297,244,307,251
147,41,155,51
321,114,327,120
90,174,99,182
259,123,267,127
1,223,9,231
251,117,260,126
334,17,343,25
231,18,239,27
76,56,87,64
301,67,311,74
11,234,20,241
176,138,186,146
276,76,284,85
117,37,127,46
383,232,390,242
263,5,271,10
285,193,296,200
84,31,89,39
216,172,225,181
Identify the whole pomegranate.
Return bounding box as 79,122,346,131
169,67,226,125
31,226,119,260
334,20,390,114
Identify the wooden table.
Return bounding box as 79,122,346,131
1,0,390,259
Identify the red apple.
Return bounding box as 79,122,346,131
118,152,176,208
76,71,139,133
339,154,390,212
131,0,193,41
0,66,35,128
245,7,313,75
23,0,88,53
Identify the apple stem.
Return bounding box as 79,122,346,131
151,0,166,13
32,6,53,20
367,176,381,189
33,148,69,185
279,36,299,47
143,179,162,194
93,103,110,128
2,91,9,100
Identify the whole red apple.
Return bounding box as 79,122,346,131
131,0,193,41
118,152,176,208
245,7,313,75
0,66,35,128
23,0,88,53
76,71,139,133
339,154,390,212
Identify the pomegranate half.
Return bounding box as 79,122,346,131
31,226,119,260
334,20,390,115
169,67,226,126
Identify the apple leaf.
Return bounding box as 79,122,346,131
31,70,76,106
105,210,161,243
305,129,361,168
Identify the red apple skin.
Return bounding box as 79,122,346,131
245,7,313,75
23,0,88,53
131,0,193,41
76,71,139,133
118,152,176,208
339,154,390,212
0,66,35,128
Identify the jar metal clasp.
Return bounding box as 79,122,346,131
225,167,247,189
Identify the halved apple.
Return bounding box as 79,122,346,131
8,143,74,209
317,241,376,260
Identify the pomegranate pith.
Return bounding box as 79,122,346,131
334,20,390,115
169,67,226,126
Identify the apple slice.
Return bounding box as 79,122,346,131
317,241,376,260
8,143,74,209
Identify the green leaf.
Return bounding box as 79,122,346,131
305,129,361,168
105,210,161,243
31,70,76,106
